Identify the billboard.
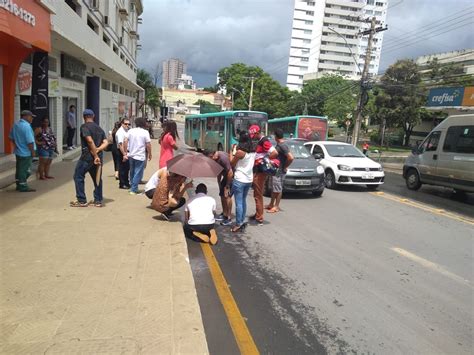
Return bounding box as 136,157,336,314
426,86,474,107
426,87,464,107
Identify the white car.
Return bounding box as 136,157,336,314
304,141,385,190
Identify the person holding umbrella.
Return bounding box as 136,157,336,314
151,169,192,220
152,152,224,220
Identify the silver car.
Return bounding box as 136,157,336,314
403,114,474,193
264,139,326,197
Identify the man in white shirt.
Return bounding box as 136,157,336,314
123,117,152,195
115,118,130,189
184,183,218,245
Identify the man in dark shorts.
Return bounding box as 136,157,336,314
205,150,233,226
70,109,109,207
266,128,294,213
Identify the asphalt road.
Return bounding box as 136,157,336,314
172,122,473,353
186,174,473,354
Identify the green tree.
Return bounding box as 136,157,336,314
203,85,218,93
378,59,424,146
217,63,291,118
425,57,474,87
289,74,359,127
137,68,161,117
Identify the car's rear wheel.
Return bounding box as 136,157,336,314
325,169,337,189
366,185,379,191
405,168,422,190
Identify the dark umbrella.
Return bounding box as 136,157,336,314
167,153,223,178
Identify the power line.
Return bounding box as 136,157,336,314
382,20,473,55
382,11,474,51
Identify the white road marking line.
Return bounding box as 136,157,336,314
391,247,472,288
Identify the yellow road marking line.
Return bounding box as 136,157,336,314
370,192,474,225
200,243,260,355
391,247,472,288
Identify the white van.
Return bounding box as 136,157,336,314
403,114,474,193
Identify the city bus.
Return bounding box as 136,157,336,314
268,115,328,141
185,110,268,152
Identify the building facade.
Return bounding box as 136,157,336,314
162,58,187,89
416,49,474,77
0,0,53,155
286,0,388,91
1,0,144,156
175,74,196,90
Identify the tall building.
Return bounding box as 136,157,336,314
1,0,144,156
162,58,187,88
286,0,388,91
175,74,196,90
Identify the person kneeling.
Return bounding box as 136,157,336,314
184,183,218,245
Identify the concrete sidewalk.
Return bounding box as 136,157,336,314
0,141,208,354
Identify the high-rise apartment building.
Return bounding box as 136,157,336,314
286,0,388,91
162,58,187,88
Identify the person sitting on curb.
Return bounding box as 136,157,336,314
183,183,218,245
151,169,193,220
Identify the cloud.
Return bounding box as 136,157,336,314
137,0,474,86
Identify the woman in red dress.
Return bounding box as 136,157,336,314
159,121,179,168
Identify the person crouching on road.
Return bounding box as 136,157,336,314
266,128,294,213
144,167,166,199
203,149,233,226
184,183,218,245
70,109,108,208
249,124,278,225
151,169,193,220
123,117,152,195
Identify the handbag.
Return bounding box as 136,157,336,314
257,155,280,176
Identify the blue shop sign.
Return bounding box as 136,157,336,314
427,87,464,107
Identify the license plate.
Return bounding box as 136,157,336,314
296,180,311,186
361,174,374,179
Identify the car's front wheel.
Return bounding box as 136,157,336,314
325,169,337,189
405,168,422,190
312,190,324,197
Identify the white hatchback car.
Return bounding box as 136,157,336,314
304,141,385,190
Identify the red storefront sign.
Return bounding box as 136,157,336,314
17,70,32,93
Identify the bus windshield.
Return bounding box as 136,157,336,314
232,112,268,137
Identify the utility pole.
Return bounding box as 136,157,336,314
351,17,387,146
248,77,255,111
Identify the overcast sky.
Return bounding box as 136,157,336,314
137,0,474,87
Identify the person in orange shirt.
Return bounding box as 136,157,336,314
362,141,370,156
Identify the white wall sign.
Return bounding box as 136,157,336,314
0,0,36,26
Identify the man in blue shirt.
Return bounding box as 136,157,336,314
9,110,37,192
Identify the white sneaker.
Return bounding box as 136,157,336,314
67,146,73,150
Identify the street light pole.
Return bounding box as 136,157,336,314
248,77,254,111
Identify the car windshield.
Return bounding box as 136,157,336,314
324,144,365,158
287,142,312,159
